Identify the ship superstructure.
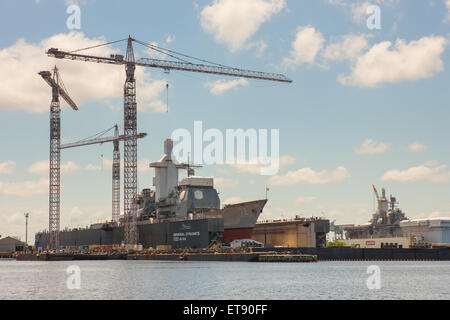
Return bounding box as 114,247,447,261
139,138,267,241
343,186,408,239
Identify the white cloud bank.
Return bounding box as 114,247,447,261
230,155,295,175
382,162,450,183
444,0,450,23
200,0,285,52
282,22,447,87
338,36,447,87
0,31,167,113
204,78,249,95
0,161,16,174
354,139,390,155
267,166,349,185
283,26,325,67
322,34,371,61
407,141,427,152
0,178,48,196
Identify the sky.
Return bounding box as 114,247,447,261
0,0,449,243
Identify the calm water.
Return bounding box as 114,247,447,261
0,260,449,300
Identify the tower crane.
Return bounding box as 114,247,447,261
46,36,292,245
60,125,147,223
39,67,78,249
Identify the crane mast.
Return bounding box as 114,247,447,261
46,36,292,246
112,128,120,223
39,67,78,249
123,37,138,245
60,125,147,223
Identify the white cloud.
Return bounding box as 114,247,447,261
354,139,390,155
0,178,48,196
409,211,450,220
283,26,325,68
0,161,16,174
267,166,349,185
350,1,371,24
407,141,427,152
214,177,239,188
0,31,167,113
444,0,450,23
327,0,398,24
28,160,79,175
200,0,285,52
322,34,371,61
166,35,175,43
382,162,450,182
245,40,268,56
295,196,317,204
87,156,152,173
204,78,249,95
230,155,295,175
338,36,447,87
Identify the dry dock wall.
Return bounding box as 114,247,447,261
252,247,450,260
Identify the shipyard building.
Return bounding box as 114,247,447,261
252,217,330,248
400,218,450,246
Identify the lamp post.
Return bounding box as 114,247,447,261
24,213,29,244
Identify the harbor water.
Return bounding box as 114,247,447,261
0,260,449,300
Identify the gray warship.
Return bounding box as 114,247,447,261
342,185,408,239
35,139,267,249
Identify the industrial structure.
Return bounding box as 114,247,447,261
401,218,450,246
252,217,330,248
45,35,292,247
0,236,27,254
39,67,78,249
338,186,450,248
342,185,408,239
60,124,147,222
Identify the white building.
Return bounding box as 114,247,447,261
400,218,450,245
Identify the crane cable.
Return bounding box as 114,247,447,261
133,39,192,64
69,38,128,53
71,125,117,145
133,39,233,69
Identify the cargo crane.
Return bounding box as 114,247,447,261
39,67,78,249
47,36,292,245
60,125,147,223
372,184,380,200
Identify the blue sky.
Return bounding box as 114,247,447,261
1,0,449,243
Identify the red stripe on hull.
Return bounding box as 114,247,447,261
222,228,254,243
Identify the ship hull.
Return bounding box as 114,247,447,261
221,228,254,243
35,217,223,249
208,199,267,242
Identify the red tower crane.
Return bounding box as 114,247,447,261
46,36,292,246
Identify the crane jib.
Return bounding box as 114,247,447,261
46,49,292,83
